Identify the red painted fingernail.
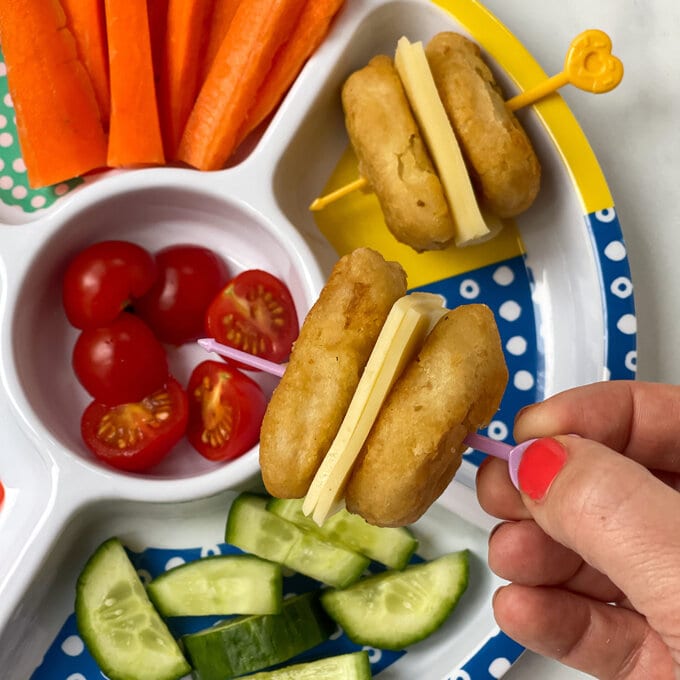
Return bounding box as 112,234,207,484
517,437,567,501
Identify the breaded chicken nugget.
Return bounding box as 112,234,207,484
342,55,456,252
345,304,508,527
426,32,541,218
260,248,407,498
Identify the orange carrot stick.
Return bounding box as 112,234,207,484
105,0,165,167
177,0,306,171
237,0,345,146
200,0,241,81
159,0,215,158
61,0,110,127
0,0,107,188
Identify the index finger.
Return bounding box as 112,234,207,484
514,381,680,473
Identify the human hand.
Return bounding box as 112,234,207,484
476,381,680,679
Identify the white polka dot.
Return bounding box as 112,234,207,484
0,132,13,147
616,313,637,335
0,114,6,129
4,93,13,107
0,175,13,190
448,672,471,680
12,157,25,173
505,335,527,356
11,185,27,199
514,370,535,391
487,420,509,441
54,182,70,196
603,366,611,380
61,635,84,656
165,556,185,571
625,350,637,372
67,674,87,680
0,62,6,77
0,159,4,171
362,646,382,663
595,207,617,223
30,195,46,208
604,240,626,262
136,568,152,585
499,300,521,322
492,265,515,286
200,545,221,558
610,276,633,299
459,278,480,299
489,657,512,678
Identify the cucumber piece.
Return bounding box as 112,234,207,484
183,591,335,680
320,550,469,650
226,493,370,588
267,497,418,570
147,554,282,617
75,537,191,680
242,651,372,679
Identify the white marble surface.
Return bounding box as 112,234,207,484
477,1,680,677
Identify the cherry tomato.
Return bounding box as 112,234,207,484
135,244,229,345
205,270,299,366
62,240,157,329
186,360,267,462
81,377,188,472
72,312,169,405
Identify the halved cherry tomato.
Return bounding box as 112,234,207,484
72,313,169,405
205,269,299,366
0,481,4,507
135,244,230,345
62,240,156,329
81,377,188,472
186,360,266,462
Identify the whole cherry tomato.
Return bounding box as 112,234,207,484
135,244,230,345
62,240,156,329
186,360,266,462
81,377,188,472
72,312,169,405
205,270,299,366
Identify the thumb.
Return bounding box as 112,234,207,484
516,436,680,639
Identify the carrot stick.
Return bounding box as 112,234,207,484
147,0,170,89
61,0,110,127
236,0,345,147
105,0,165,167
200,0,241,81
0,0,107,188
159,0,215,158
177,0,306,170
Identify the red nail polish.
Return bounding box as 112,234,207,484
517,437,567,501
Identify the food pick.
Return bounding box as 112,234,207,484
198,336,530,490
309,29,623,212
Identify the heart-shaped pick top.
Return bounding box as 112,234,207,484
564,29,624,94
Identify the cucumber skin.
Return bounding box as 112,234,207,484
183,592,336,680
147,554,282,617
240,651,372,679
320,551,469,651
266,497,418,570
75,537,191,680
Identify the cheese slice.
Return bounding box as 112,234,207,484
303,293,448,526
394,36,490,246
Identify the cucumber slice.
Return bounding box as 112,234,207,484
241,651,372,679
226,493,370,588
183,591,335,680
267,497,418,570
75,537,191,680
147,554,282,617
320,550,469,650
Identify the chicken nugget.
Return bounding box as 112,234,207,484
260,248,407,498
345,304,508,526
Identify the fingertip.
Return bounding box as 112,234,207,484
476,456,530,520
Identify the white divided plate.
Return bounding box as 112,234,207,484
0,0,636,678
